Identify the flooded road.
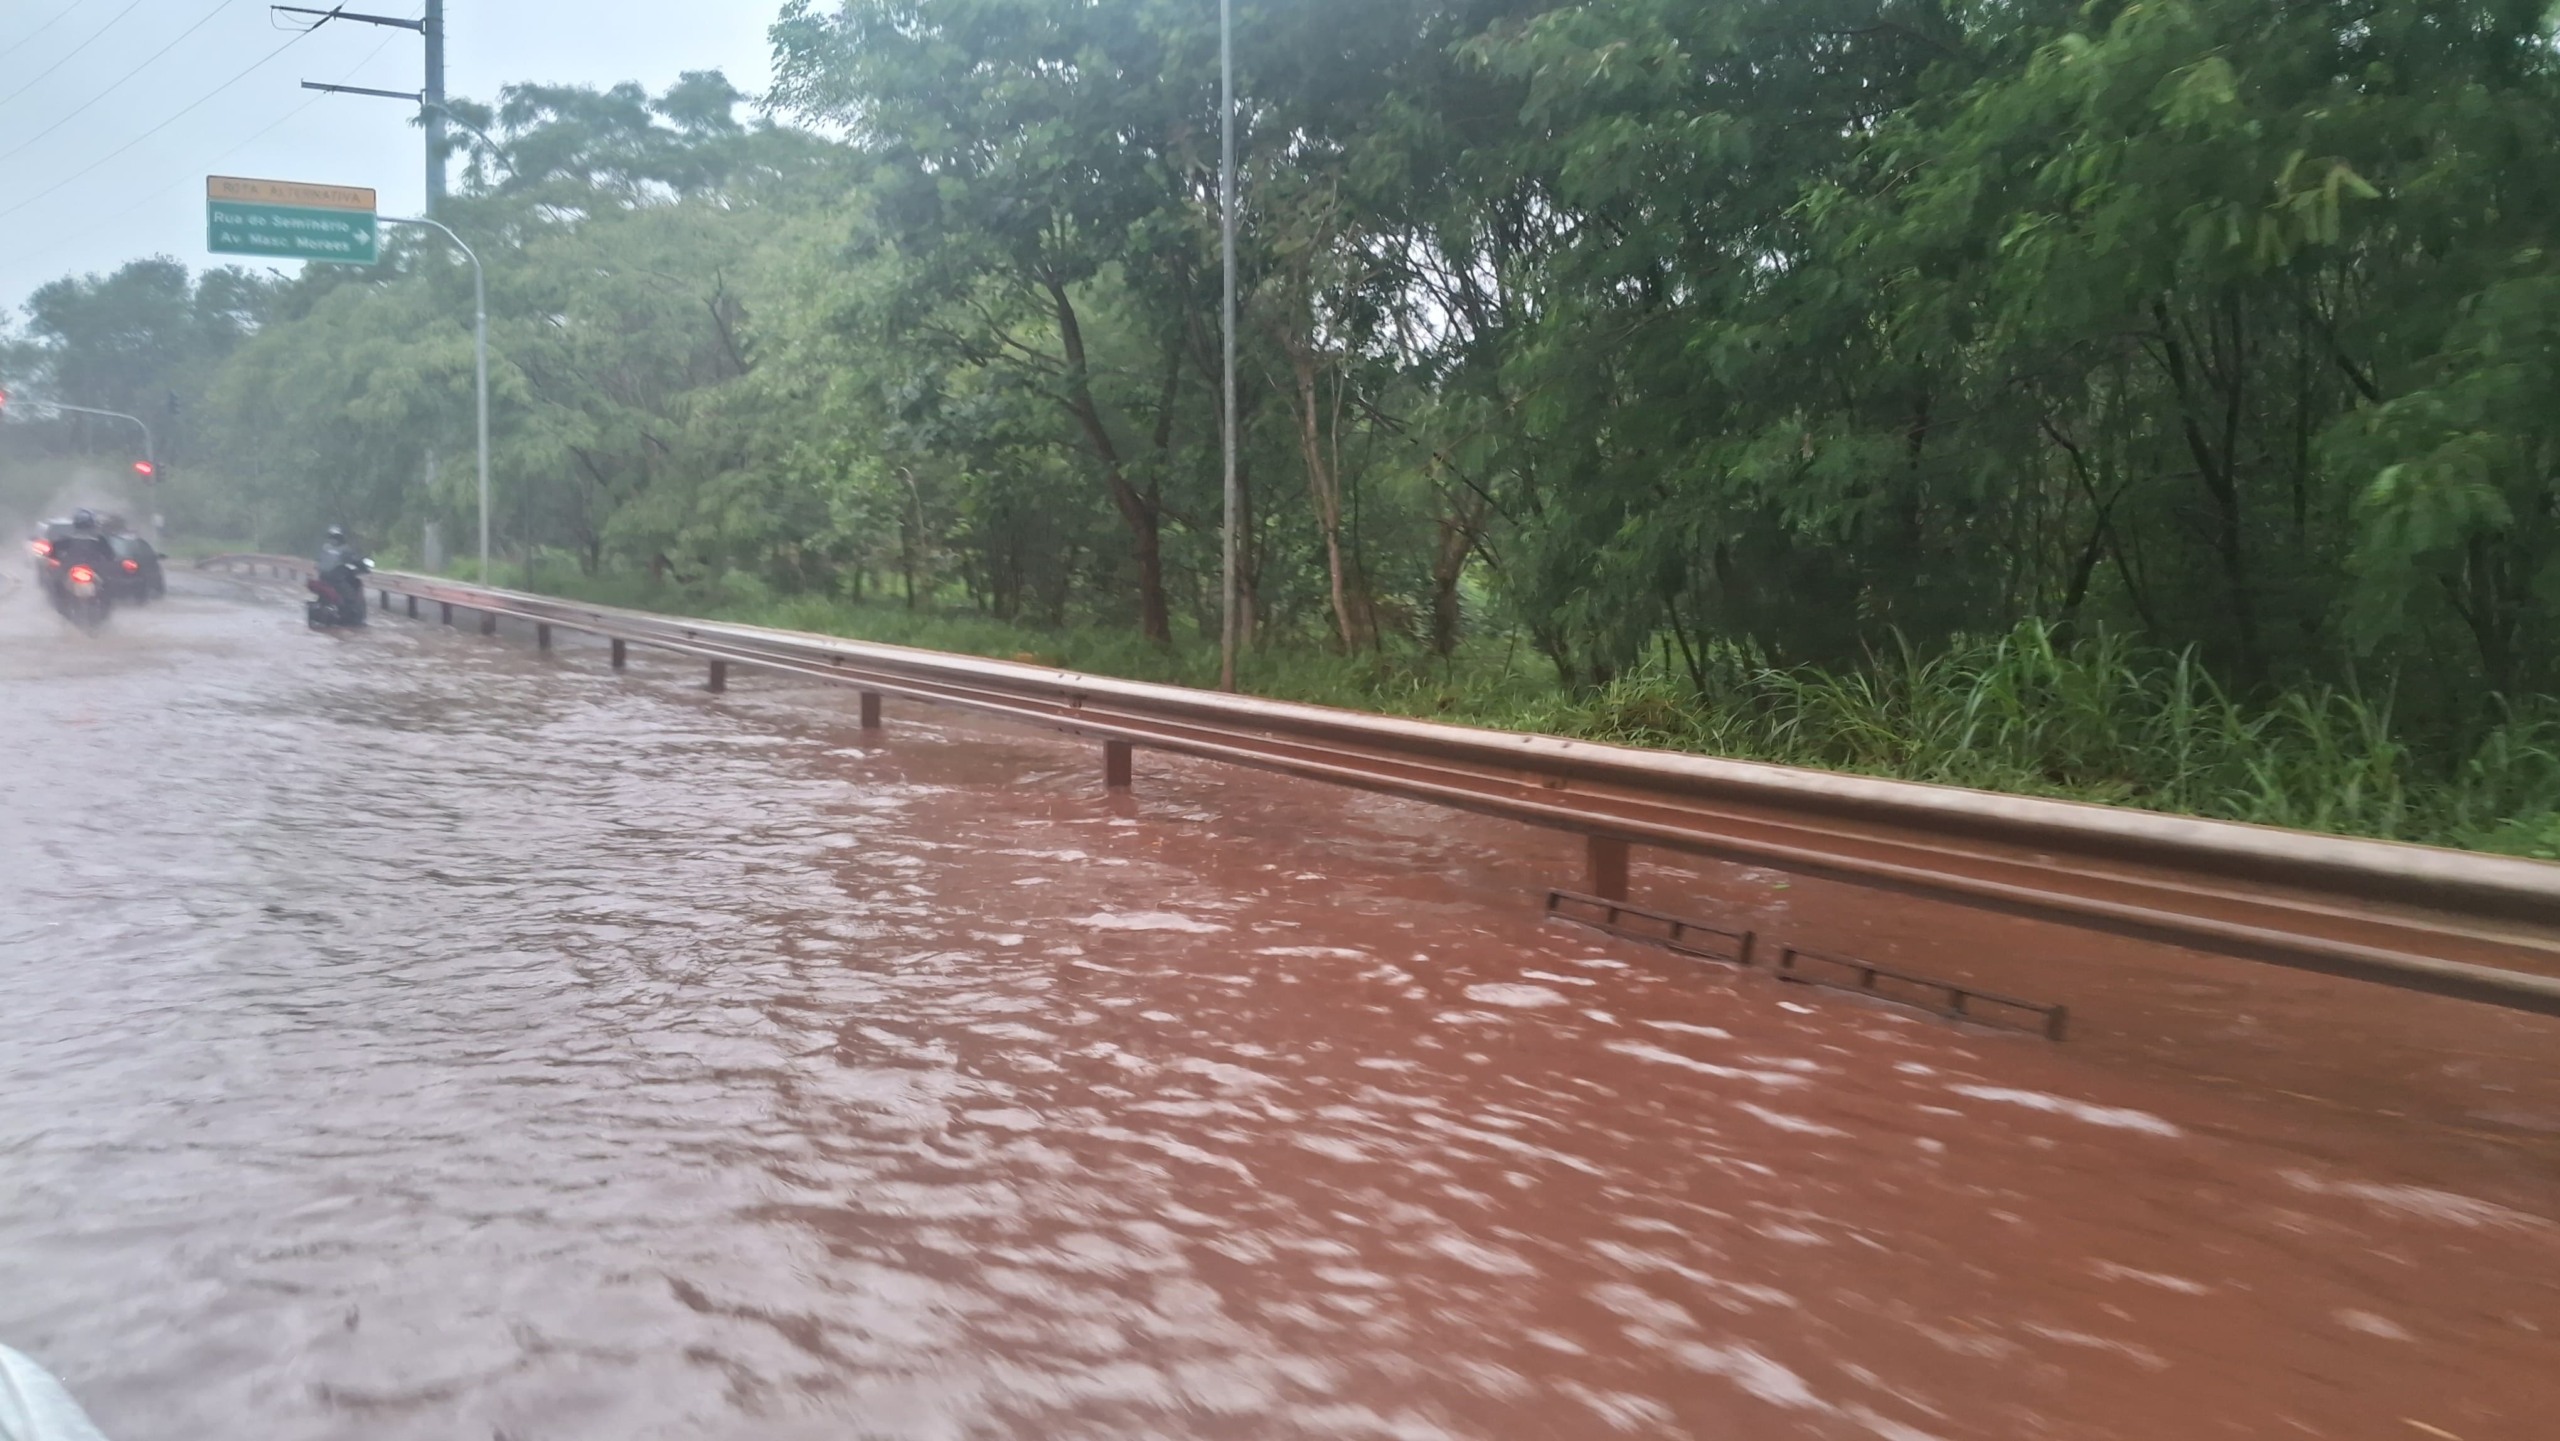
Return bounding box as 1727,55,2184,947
2,574,2555,1441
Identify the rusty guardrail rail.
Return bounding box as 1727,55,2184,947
197,553,2560,1017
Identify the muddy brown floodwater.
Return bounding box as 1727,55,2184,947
1,574,2555,1441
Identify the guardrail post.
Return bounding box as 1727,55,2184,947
707,659,728,693
859,691,882,730
536,623,551,651
1104,739,1133,790
440,602,454,626
1585,835,1631,902
479,610,497,637
406,595,418,619
610,639,627,671
379,588,391,609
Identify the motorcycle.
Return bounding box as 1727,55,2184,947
306,555,374,629
50,561,110,631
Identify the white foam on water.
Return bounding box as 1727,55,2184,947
1464,983,1572,1008
1947,1084,2182,1137
2336,1308,2416,1341
1844,1403,1953,1441
1668,1341,1824,1409
2282,1171,2553,1231
1603,1040,1813,1089
1072,910,1229,934
2089,1261,2210,1295
1645,1020,1736,1041
2019,1323,2168,1371
1735,1102,1847,1137
1424,1233,1539,1276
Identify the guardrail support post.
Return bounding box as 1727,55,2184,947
379,588,391,609
406,595,418,619
536,623,551,651
440,602,453,626
610,639,627,671
1104,739,1133,790
859,691,882,730
479,610,497,637
1585,835,1631,902
707,659,728,693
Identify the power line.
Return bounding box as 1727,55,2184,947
0,0,94,64
0,29,390,278
0,1,241,168
0,0,152,114
0,24,315,227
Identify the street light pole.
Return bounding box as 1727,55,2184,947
31,402,153,474
383,215,489,579
1218,0,1241,690
27,400,156,538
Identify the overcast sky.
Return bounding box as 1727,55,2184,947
0,0,781,319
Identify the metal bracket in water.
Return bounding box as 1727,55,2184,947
1775,944,2069,1040
1545,889,1754,967
1543,889,2068,1040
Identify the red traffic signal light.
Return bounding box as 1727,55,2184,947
132,460,156,480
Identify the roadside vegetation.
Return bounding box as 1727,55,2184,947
11,0,2560,855
531,566,2560,859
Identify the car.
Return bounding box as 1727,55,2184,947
107,533,165,600
30,519,109,597
28,518,79,578
30,518,162,601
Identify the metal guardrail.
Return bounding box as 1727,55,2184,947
197,554,2560,1017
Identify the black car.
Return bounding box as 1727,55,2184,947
30,519,162,600
30,519,113,595
107,533,165,600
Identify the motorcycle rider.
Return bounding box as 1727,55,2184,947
309,525,371,626
316,525,363,574
42,509,116,596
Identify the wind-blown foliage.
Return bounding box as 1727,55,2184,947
9,3,2560,848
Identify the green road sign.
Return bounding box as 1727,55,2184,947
206,176,378,265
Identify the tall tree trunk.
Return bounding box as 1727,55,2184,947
1049,278,1171,643
2154,298,2263,686
1429,486,1483,657
1289,339,1368,651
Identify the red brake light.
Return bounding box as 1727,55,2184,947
121,559,140,572
30,538,50,557
67,565,98,584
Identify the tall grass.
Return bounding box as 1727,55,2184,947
527,567,2560,858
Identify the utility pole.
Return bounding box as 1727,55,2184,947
381,216,488,580
277,4,446,215
1217,0,1242,691
423,0,445,213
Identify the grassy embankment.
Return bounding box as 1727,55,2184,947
460,564,2560,859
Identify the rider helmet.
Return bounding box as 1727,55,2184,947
71,508,96,529
326,526,348,543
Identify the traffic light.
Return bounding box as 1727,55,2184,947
132,460,156,481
